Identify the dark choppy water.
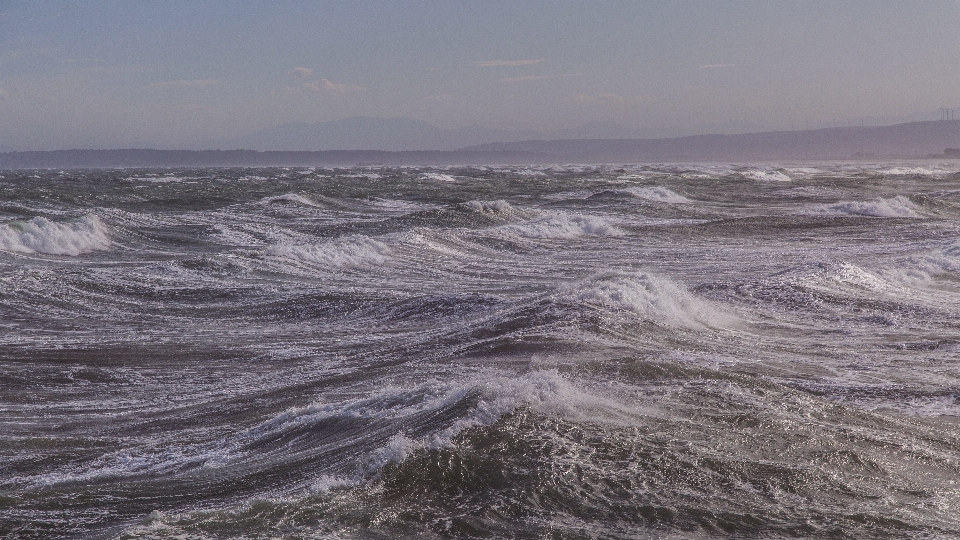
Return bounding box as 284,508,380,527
3,163,960,539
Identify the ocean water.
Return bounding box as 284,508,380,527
3,163,960,539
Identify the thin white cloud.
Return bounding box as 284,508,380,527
290,67,313,78
570,93,641,105
143,79,219,89
500,75,548,83
476,59,542,67
304,79,365,94
500,72,582,83
699,63,737,69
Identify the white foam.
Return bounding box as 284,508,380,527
878,167,945,177
876,241,960,289
463,199,517,214
260,193,323,207
823,195,920,218
123,176,194,183
577,272,734,330
265,235,391,269
421,172,457,182
743,170,792,182
501,213,621,239
0,215,111,256
830,262,901,292
247,370,645,478
619,186,691,204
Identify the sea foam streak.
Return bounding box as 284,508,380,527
577,272,734,330
619,186,692,203
822,195,921,217
265,235,392,270
0,215,110,255
501,213,621,239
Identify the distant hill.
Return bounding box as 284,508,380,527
3,120,960,168
0,149,553,169
460,120,960,162
206,116,545,151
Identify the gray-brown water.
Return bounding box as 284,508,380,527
3,163,960,539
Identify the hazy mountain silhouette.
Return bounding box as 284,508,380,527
204,117,779,151
206,116,545,151
461,120,960,161
4,120,960,168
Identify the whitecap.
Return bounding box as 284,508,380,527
577,272,734,330
265,235,392,270
501,213,621,239
743,170,792,182
619,186,691,203
0,215,111,256
822,195,920,218
421,172,457,182
259,193,324,207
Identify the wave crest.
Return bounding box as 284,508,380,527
265,235,391,269
824,195,920,218
578,272,734,329
0,215,111,256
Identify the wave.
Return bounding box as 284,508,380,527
421,172,457,182
618,186,691,203
500,213,621,239
264,235,392,270
821,195,920,218
238,370,635,479
742,170,792,182
878,166,947,177
259,193,324,207
0,215,111,256
577,272,734,330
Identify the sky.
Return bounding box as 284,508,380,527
1,0,959,150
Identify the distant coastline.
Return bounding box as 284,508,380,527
3,120,959,168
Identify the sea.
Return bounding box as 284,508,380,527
3,162,960,539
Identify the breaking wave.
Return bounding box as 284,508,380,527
264,235,392,270
822,195,920,218
577,272,735,330
619,186,692,203
0,215,111,256
501,213,621,239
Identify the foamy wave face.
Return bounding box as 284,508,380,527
620,186,691,204
744,170,792,182
578,272,734,330
501,214,621,239
0,215,111,256
260,193,323,207
879,167,946,177
823,195,920,218
265,235,391,270
244,370,638,478
421,172,457,182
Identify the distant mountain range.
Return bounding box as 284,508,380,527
2,120,959,168
461,120,960,162
205,116,661,151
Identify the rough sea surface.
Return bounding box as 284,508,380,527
3,163,960,539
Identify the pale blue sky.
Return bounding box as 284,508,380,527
1,1,959,150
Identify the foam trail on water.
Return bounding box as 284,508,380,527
577,272,735,330
822,195,920,217
501,213,621,239
0,215,111,255
619,186,691,203
265,235,392,270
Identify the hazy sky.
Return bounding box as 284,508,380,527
1,1,959,150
